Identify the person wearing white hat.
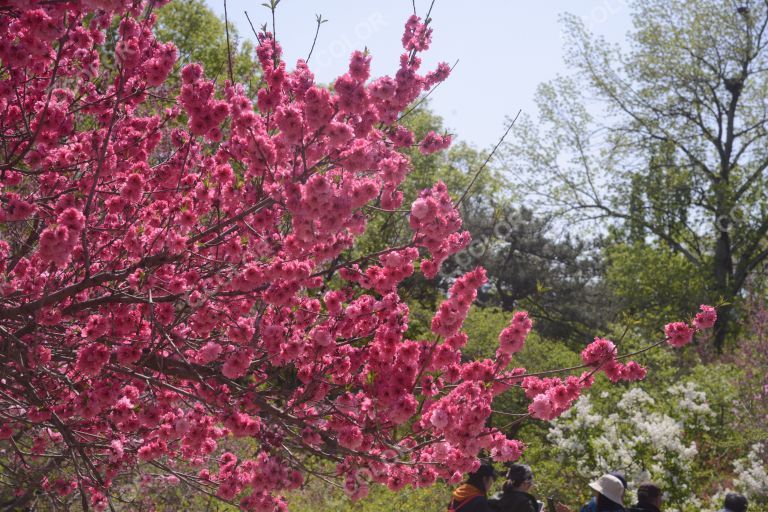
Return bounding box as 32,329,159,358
578,471,628,512
579,474,626,512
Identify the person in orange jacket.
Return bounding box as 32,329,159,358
448,461,497,512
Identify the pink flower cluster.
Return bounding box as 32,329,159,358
402,14,433,52
419,131,452,155
694,304,717,329
665,304,718,347
498,311,533,355
432,268,487,337
579,337,647,383
179,63,230,139
424,382,493,452
0,1,479,506
581,337,617,366
522,373,594,420
37,207,86,266
410,182,471,278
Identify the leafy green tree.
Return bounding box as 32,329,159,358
287,478,449,512
605,243,709,333
154,0,258,89
508,0,768,350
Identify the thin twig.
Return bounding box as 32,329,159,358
425,0,437,20
223,0,234,83
269,0,279,68
306,14,327,63
456,109,521,207
244,10,259,39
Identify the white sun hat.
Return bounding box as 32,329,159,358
588,474,625,506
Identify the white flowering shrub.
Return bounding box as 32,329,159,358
694,444,768,512
734,442,768,505
548,382,715,511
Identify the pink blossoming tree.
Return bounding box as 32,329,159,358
0,1,716,510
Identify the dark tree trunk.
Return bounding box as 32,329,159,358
713,304,731,353
712,191,735,352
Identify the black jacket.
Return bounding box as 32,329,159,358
628,504,660,512
449,495,493,512
581,497,626,512
490,490,539,512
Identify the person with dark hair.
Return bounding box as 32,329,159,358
580,472,627,512
448,461,496,512
579,474,626,512
489,464,538,512
628,483,662,512
489,464,570,512
718,492,748,512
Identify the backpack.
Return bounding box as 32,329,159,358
448,495,481,512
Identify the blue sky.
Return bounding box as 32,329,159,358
205,1,632,149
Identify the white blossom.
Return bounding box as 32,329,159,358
547,381,714,509
734,442,768,498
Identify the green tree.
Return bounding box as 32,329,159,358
508,0,768,350
605,243,709,333
154,0,259,89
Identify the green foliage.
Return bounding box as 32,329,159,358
154,0,259,88
287,479,449,512
605,242,708,334
460,306,580,373
625,141,693,245
456,206,611,345
458,306,510,359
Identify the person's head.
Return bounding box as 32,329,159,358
608,471,628,490
636,482,662,509
467,460,496,493
724,492,748,512
589,474,625,508
504,464,534,493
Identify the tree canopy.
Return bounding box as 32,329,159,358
508,0,768,350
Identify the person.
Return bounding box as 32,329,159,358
448,461,496,512
579,474,626,512
718,492,748,512
580,472,627,512
489,464,538,512
489,464,571,512
628,482,662,512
